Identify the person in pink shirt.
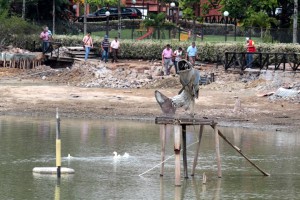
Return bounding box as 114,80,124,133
40,27,50,53
161,44,173,75
82,32,93,61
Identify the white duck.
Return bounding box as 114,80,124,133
67,154,73,159
123,152,130,158
113,151,121,159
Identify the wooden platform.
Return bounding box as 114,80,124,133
155,116,270,186
155,116,221,186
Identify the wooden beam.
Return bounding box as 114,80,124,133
155,117,215,126
191,125,204,176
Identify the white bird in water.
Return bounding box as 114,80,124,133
67,154,73,159
123,152,130,158
113,151,121,159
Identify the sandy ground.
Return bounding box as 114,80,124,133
0,60,299,133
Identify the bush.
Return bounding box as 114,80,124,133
6,34,300,63
0,11,40,46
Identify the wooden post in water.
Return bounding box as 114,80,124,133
191,125,204,176
56,108,61,178
182,125,188,178
160,124,166,176
174,124,181,186
214,124,222,178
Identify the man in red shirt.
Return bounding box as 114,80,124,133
246,37,256,68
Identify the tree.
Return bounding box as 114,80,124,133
179,0,200,41
144,12,169,39
293,0,298,43
243,10,278,39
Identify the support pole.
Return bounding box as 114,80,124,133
214,124,222,178
174,124,181,186
56,108,61,178
55,179,61,200
160,124,166,176
211,126,270,176
182,125,188,178
191,125,204,176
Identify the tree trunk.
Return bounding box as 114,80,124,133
22,0,25,19
52,0,55,35
83,0,87,35
293,0,298,43
192,18,196,41
118,0,121,38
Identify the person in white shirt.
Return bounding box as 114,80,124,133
110,37,120,63
172,47,183,74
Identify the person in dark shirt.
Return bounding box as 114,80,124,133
101,35,110,63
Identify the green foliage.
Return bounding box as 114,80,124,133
144,13,168,28
220,0,278,19
243,11,279,29
0,16,39,35
0,11,40,45
262,29,274,43
87,0,119,7
12,34,300,62
7,31,300,61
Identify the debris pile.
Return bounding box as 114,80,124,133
47,46,70,58
30,60,179,89
0,46,31,54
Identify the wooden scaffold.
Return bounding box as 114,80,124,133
155,116,270,186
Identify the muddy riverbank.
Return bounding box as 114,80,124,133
0,59,299,133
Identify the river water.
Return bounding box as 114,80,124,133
0,116,299,200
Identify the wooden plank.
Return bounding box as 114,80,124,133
174,124,181,186
155,117,215,125
68,51,98,55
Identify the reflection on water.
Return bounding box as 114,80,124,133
0,116,300,199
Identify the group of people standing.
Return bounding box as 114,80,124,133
161,42,198,76
82,32,120,63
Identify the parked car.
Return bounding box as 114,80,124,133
78,7,142,22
